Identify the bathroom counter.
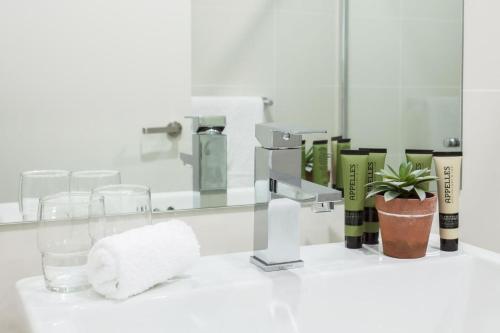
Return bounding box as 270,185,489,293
16,238,500,333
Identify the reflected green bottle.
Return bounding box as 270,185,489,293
335,138,351,196
312,140,328,186
301,140,306,179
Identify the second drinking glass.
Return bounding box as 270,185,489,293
88,184,152,243
70,170,121,193
19,170,70,221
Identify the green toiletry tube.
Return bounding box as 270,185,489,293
301,140,306,179
312,140,329,186
336,138,351,196
341,149,368,249
359,148,387,245
405,149,434,191
331,136,342,188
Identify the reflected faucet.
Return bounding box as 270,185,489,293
251,123,342,272
180,116,227,208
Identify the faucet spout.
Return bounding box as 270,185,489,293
270,179,341,211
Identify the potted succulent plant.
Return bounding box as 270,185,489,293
366,161,438,259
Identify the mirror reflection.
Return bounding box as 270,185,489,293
0,0,463,224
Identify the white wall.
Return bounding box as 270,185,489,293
192,0,342,139
460,0,500,253
0,0,192,202
0,206,344,333
347,0,463,168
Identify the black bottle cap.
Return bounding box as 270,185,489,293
405,149,434,154
359,148,388,153
363,233,379,245
331,136,343,141
301,140,306,144
440,239,458,252
313,139,328,145
338,138,351,143
345,236,363,249
433,151,463,157
341,149,369,155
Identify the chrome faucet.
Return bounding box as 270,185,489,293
250,123,342,272
180,116,227,208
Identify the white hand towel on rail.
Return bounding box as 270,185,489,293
192,96,265,188
86,219,200,300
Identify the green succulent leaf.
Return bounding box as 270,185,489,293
415,187,426,201
366,188,387,199
366,161,438,201
387,165,399,178
401,185,414,192
384,191,400,201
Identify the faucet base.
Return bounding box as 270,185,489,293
250,256,304,272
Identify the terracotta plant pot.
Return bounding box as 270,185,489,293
375,193,437,259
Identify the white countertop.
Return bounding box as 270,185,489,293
16,238,500,333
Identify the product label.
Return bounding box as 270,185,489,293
367,161,374,186
443,166,454,204
345,210,364,226
439,213,459,229
440,228,459,240
348,164,358,201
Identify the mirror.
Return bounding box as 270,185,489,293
344,0,463,169
0,0,463,224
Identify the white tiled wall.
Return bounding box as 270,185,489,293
461,0,500,253
347,0,463,169
192,0,342,139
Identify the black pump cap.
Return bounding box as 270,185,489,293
440,239,458,251
346,236,363,249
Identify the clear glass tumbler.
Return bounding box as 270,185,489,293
38,192,91,292
19,170,70,221
70,170,121,193
88,184,152,244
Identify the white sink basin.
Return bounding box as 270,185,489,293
16,238,500,333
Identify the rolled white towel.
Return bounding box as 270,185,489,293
86,219,200,300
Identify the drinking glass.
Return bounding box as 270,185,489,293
88,184,152,243
19,170,70,221
70,170,121,193
38,192,91,292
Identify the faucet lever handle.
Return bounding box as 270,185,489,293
286,128,327,135
312,201,335,213
256,123,327,149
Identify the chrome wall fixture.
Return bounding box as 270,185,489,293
142,122,183,138
142,97,273,138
